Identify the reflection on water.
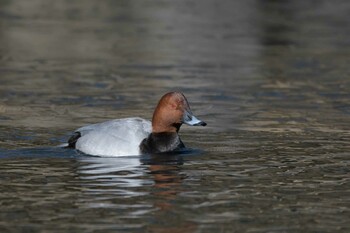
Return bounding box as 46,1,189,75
0,148,201,232
1,0,350,232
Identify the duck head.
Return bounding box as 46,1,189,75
152,92,206,133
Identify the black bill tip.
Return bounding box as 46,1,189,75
194,121,207,126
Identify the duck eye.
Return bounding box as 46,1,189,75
170,103,178,109
173,106,182,111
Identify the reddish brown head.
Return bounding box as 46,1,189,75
152,92,206,133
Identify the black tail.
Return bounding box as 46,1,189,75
67,132,81,148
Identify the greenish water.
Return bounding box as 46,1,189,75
0,0,349,232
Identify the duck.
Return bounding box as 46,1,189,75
66,92,206,156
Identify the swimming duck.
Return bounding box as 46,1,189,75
67,92,206,156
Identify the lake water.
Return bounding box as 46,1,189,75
0,0,349,232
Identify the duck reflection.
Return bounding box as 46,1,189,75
77,155,148,191
76,152,197,233
143,154,185,211
142,153,198,233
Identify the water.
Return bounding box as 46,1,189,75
0,0,349,232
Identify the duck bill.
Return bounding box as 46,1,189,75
183,111,207,126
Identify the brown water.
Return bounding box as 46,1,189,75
0,0,349,232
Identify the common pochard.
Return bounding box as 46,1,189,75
66,92,206,156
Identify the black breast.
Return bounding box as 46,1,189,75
139,132,185,154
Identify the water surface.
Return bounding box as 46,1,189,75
0,0,349,232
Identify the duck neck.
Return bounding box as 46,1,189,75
152,123,181,134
